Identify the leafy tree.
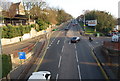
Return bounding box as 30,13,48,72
56,9,73,24
2,25,32,38
6,25,14,38
44,8,58,24
85,10,116,33
36,19,48,31
2,54,12,78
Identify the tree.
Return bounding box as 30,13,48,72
2,54,12,79
36,19,48,31
85,10,116,33
56,9,73,25
44,8,58,24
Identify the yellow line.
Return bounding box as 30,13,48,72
90,49,109,80
34,31,61,72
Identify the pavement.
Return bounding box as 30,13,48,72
93,46,117,79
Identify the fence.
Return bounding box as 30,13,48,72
103,41,120,51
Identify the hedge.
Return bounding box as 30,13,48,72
2,24,32,38
1,54,12,78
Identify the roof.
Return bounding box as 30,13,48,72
28,71,51,80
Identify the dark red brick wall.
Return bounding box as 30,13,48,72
103,41,120,50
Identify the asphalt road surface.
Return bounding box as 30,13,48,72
36,22,108,80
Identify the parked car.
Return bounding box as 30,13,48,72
71,37,80,43
65,27,69,31
28,71,51,81
111,35,119,42
73,24,75,26
75,23,78,25
106,33,113,37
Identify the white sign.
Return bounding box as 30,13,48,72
87,20,97,26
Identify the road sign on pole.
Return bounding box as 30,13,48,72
18,52,26,59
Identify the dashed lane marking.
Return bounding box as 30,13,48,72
62,46,64,53
75,51,79,63
58,56,62,68
56,74,59,81
78,65,82,80
57,40,60,45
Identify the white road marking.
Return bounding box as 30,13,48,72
51,42,53,45
96,42,99,43
64,39,66,44
56,74,59,81
88,42,94,50
47,47,49,49
75,51,79,63
58,56,62,68
78,65,82,80
57,40,60,44
49,44,51,47
69,41,71,44
52,40,54,43
75,44,76,49
62,46,64,53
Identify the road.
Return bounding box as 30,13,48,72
35,21,110,80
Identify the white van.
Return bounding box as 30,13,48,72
111,35,119,42
28,71,51,81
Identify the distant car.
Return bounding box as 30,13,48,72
65,28,69,31
106,33,112,37
28,71,51,81
71,37,80,43
75,23,78,25
111,35,119,42
73,24,75,26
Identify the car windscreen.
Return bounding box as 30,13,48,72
72,37,77,39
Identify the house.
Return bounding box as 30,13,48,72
3,2,35,26
9,2,25,16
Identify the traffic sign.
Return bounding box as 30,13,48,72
18,52,26,59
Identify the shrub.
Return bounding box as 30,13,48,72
2,25,32,38
1,54,12,78
36,19,48,31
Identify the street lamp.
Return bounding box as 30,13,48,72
28,11,30,25
83,10,86,31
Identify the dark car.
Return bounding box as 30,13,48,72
106,33,112,37
65,28,69,31
71,37,80,43
73,24,75,26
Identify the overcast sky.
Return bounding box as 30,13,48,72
1,0,120,18
45,0,120,18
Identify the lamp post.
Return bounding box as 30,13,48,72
83,10,86,31
0,23,1,55
28,11,30,25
